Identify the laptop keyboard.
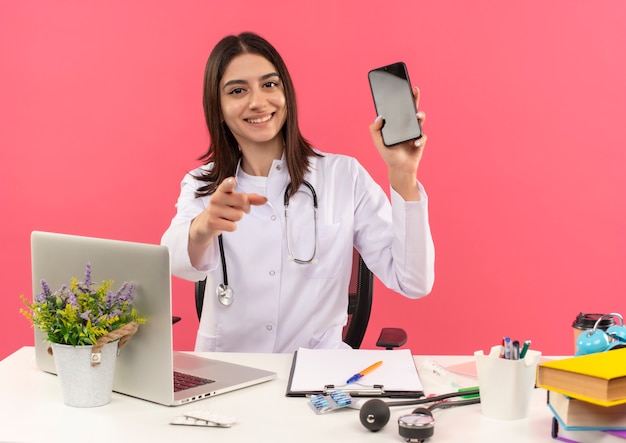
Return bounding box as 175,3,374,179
173,371,215,392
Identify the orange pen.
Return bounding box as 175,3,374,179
346,361,383,384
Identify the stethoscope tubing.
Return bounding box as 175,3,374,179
216,180,318,306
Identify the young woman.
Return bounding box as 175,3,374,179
161,32,435,353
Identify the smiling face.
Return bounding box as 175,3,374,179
219,53,287,153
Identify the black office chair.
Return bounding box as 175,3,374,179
189,248,407,350
342,249,408,350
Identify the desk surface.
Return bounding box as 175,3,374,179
0,347,620,443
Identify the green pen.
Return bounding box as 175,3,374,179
519,340,531,359
457,386,480,399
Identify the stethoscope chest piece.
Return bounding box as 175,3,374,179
216,283,234,306
398,410,435,442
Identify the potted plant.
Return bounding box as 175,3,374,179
20,262,145,407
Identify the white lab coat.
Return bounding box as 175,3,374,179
161,152,434,353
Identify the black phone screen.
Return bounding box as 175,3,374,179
368,62,422,147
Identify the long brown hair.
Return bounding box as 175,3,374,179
195,32,320,198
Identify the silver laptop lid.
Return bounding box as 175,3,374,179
32,231,177,405
31,231,276,406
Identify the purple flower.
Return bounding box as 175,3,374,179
41,280,52,297
106,290,115,308
73,262,95,295
116,282,135,303
35,279,51,303
84,262,92,287
56,284,79,307
109,308,122,318
56,285,69,305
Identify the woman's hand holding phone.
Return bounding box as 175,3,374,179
368,61,423,146
369,86,427,202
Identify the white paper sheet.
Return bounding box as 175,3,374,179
288,347,423,394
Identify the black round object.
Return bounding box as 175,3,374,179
359,399,390,432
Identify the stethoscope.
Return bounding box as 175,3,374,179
216,180,318,306
359,389,481,439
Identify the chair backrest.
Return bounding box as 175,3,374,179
194,248,374,349
342,249,374,349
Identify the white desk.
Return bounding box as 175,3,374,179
0,347,619,443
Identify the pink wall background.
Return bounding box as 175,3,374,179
2,1,625,360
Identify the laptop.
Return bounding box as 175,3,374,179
30,231,276,406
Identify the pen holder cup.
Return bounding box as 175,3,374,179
474,346,542,420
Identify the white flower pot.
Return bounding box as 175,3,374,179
51,340,119,407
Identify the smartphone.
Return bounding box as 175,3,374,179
368,62,422,147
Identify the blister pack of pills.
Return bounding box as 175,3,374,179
170,410,236,427
309,390,353,414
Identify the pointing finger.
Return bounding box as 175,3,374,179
248,193,268,207
218,177,236,194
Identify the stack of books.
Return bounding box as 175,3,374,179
536,348,626,441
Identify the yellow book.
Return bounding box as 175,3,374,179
536,348,626,407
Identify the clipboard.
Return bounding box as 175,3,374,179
285,347,424,398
